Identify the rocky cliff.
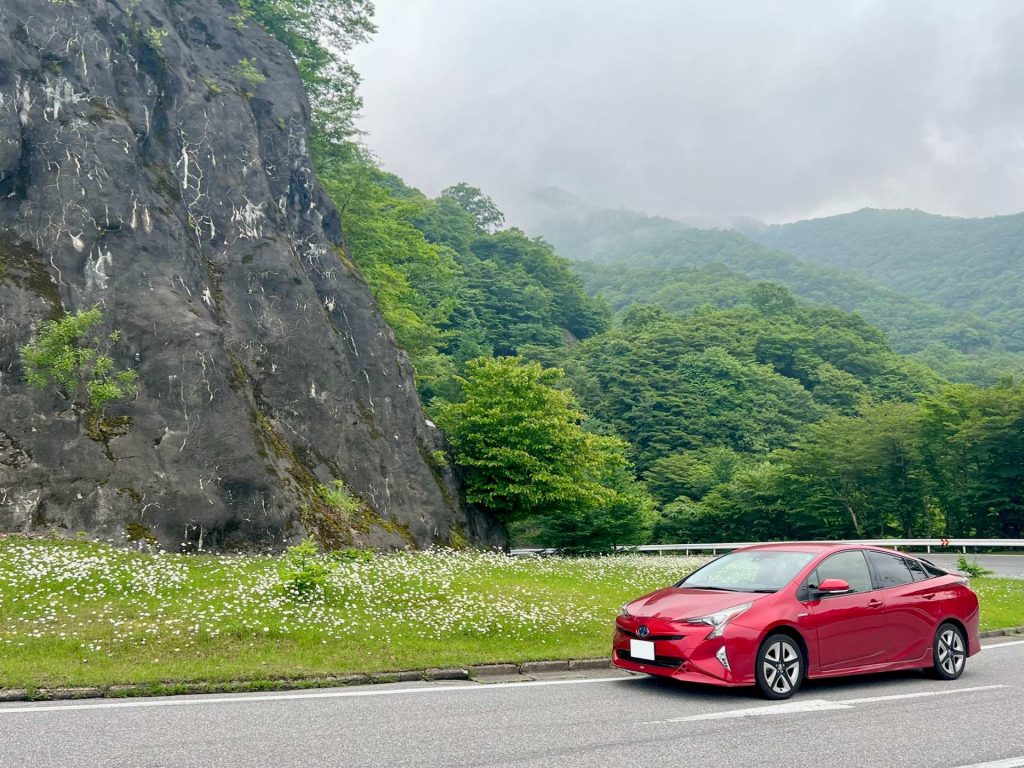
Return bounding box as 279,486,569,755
0,0,505,550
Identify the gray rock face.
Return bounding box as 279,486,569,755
0,0,505,551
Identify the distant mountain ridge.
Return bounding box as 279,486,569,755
516,189,1024,384
744,208,1024,352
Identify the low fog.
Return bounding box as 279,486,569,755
350,0,1024,225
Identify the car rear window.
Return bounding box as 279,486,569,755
867,551,914,588
905,558,929,581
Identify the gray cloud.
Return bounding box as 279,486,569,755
350,0,1024,224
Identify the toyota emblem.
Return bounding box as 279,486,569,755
637,626,650,638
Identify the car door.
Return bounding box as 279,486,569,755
803,550,887,673
865,551,936,664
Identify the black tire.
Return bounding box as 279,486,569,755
930,622,967,680
755,633,804,700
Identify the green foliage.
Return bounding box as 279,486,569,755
749,208,1024,354
241,0,375,146
567,297,935,472
918,382,1024,538
437,357,652,551
956,556,993,578
20,306,138,416
531,194,1024,385
316,157,608,402
316,480,361,516
143,27,168,50
326,547,374,564
277,539,330,598
441,183,505,232
234,58,266,85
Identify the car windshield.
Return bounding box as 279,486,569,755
677,550,816,593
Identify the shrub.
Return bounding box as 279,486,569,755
278,539,330,599
956,555,993,578
316,480,362,516
19,306,138,417
326,547,374,564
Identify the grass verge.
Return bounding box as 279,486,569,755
1,536,1021,691
0,536,704,689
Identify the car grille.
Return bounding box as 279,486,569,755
616,627,685,641
616,650,685,669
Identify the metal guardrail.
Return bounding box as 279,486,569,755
509,538,1024,557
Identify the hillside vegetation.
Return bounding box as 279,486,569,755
522,191,1024,385
747,208,1024,352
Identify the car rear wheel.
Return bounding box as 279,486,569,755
930,622,967,680
756,634,803,700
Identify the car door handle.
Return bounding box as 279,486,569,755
922,593,936,600
867,599,884,608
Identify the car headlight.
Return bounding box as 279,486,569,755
683,602,751,638
619,604,632,617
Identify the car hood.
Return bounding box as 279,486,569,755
626,587,768,620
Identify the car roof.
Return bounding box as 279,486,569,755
735,542,881,554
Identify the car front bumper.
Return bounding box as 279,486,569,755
610,619,760,686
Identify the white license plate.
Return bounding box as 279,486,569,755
630,639,655,661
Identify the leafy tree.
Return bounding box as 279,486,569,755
242,0,376,147
437,357,651,550
646,447,743,505
441,183,505,232
919,383,1024,537
20,306,138,418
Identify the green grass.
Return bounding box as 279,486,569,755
973,577,1024,632
0,536,705,689
1,537,1021,691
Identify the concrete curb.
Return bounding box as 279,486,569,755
0,658,612,703
3,628,1021,703
979,626,1024,638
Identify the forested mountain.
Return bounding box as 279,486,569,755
746,209,1024,351
520,189,1024,385
315,160,609,405
561,294,937,471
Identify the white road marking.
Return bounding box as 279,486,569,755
0,675,637,715
839,684,1007,705
642,684,1008,725
950,758,1024,768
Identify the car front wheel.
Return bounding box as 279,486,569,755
931,622,967,680
756,633,803,700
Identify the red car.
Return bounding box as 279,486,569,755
613,543,981,699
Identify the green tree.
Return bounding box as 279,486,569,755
20,306,138,417
919,383,1024,537
242,0,376,147
781,403,931,538
441,183,505,232
437,357,651,550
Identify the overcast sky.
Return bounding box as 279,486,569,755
349,0,1024,225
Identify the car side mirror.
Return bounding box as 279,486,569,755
816,578,850,595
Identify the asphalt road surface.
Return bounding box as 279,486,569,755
924,553,1024,581
2,638,1023,768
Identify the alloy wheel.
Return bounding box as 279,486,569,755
936,627,965,677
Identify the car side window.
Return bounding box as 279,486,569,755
812,550,872,594
905,558,928,582
867,551,914,588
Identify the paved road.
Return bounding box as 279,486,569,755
922,553,1024,580
1,638,1022,768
